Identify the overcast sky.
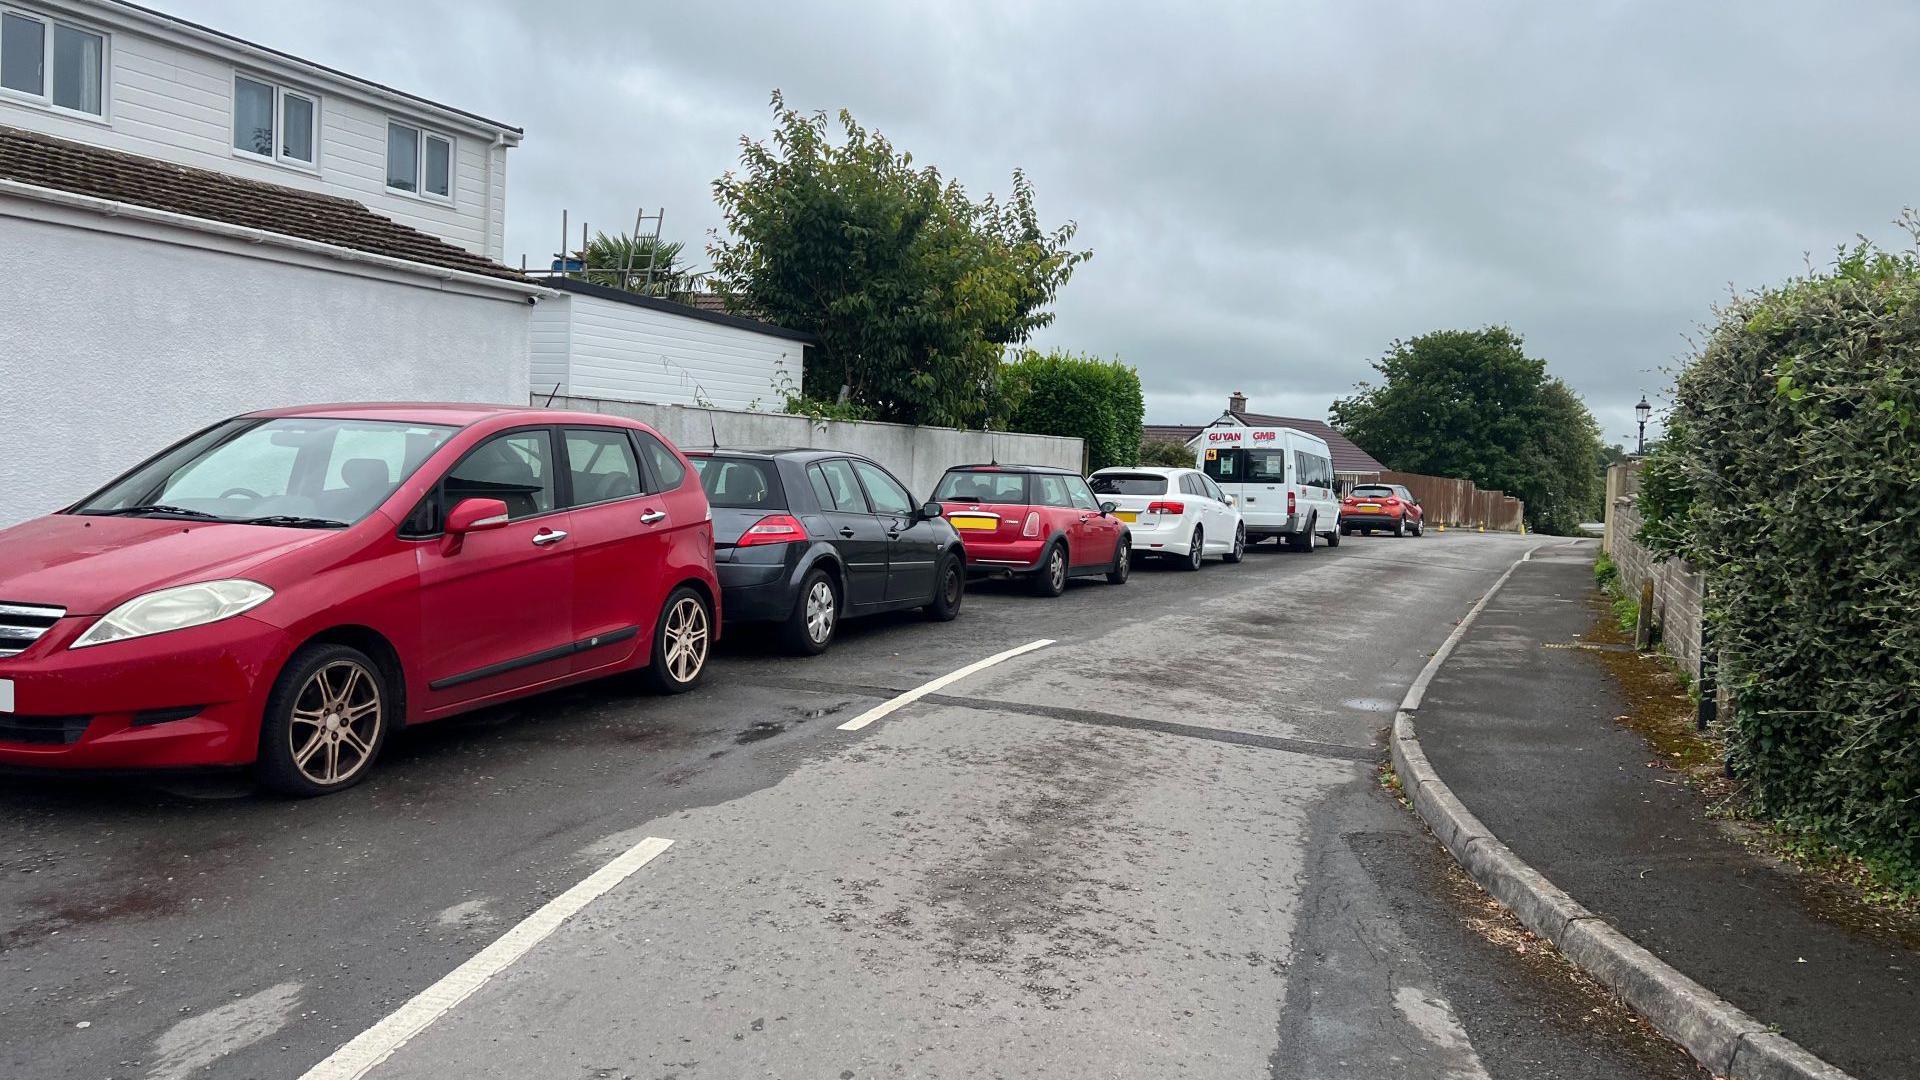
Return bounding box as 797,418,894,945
169,0,1920,444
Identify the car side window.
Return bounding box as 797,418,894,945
1033,474,1073,508
1065,476,1101,512
1181,474,1204,498
851,459,913,515
1202,475,1226,503
444,430,555,521
563,428,642,506
809,460,869,513
631,431,686,493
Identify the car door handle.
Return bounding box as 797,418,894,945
531,529,568,546
839,527,856,538
639,509,666,524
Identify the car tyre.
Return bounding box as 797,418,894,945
1413,520,1425,537
1182,526,1205,571
1287,516,1317,552
1106,536,1132,584
781,568,839,656
1393,516,1407,537
1326,525,1341,548
1031,542,1069,597
643,585,712,694
925,554,965,621
1223,523,1246,564
257,643,390,798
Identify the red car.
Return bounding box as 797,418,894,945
0,404,718,796
1340,483,1425,537
934,464,1130,595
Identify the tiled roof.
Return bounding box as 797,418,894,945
1140,413,1388,474
0,125,528,284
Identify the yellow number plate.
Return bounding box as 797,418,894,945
949,515,999,531
1358,503,1380,511
1114,511,1138,523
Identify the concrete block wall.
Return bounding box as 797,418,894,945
543,395,1085,503
1604,463,1704,680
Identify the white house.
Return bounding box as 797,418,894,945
529,278,812,411
0,0,542,525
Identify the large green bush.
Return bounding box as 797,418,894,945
1653,235,1920,885
999,350,1144,473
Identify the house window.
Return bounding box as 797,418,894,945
386,121,451,199
232,73,316,166
0,8,104,116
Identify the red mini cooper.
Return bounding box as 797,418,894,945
934,464,1130,596
0,404,718,796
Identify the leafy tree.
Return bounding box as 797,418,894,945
1137,438,1196,467
710,93,1089,427
1330,327,1603,533
999,350,1143,473
580,231,686,295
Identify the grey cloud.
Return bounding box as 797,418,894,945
167,0,1920,444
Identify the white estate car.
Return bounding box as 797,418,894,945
1197,427,1343,551
1088,467,1244,569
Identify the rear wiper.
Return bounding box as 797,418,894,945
241,515,349,529
90,504,223,520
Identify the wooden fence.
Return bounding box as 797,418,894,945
1344,470,1526,531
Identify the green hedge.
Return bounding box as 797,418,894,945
1650,238,1920,885
998,350,1143,473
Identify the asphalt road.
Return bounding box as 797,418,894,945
1,530,1704,1080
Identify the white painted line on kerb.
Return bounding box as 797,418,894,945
838,638,1056,732
299,836,675,1080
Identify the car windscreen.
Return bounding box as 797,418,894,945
73,416,456,527
1090,473,1168,496
1203,448,1287,484
935,470,1029,503
1351,485,1396,499
691,457,783,509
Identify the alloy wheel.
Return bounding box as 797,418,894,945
804,579,836,644
289,659,382,786
1189,528,1204,568
663,596,710,683
1049,548,1067,591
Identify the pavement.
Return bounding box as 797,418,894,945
4,531,1705,1080
1416,541,1920,1080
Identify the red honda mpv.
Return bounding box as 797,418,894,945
0,404,719,796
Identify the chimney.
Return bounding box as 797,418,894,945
1228,390,1247,415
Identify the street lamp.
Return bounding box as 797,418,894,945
1635,395,1652,454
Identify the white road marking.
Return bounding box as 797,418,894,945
837,638,1056,731
299,836,674,1080
1391,986,1493,1079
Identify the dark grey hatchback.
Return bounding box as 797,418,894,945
688,449,967,654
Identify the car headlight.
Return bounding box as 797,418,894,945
71,580,274,649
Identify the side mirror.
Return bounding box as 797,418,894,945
1223,494,1237,507
919,500,944,521
446,497,510,535
1099,501,1119,515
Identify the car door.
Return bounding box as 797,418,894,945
851,458,939,603
411,427,575,708
807,458,890,608
1064,475,1121,567
559,426,656,676
1200,473,1237,539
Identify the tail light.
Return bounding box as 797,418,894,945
1146,500,1186,515
737,513,807,546
1384,497,1401,506
1021,510,1041,538
1342,496,1357,505
1287,491,1296,515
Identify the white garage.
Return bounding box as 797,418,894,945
0,126,543,527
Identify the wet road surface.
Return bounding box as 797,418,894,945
1,531,1704,1079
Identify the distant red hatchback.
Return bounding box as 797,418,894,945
1340,483,1425,537
0,404,719,795
935,464,1131,595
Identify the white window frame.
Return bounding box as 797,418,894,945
0,5,109,122
230,71,319,172
386,119,454,203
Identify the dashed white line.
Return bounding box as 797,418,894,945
298,836,674,1080
837,638,1056,732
